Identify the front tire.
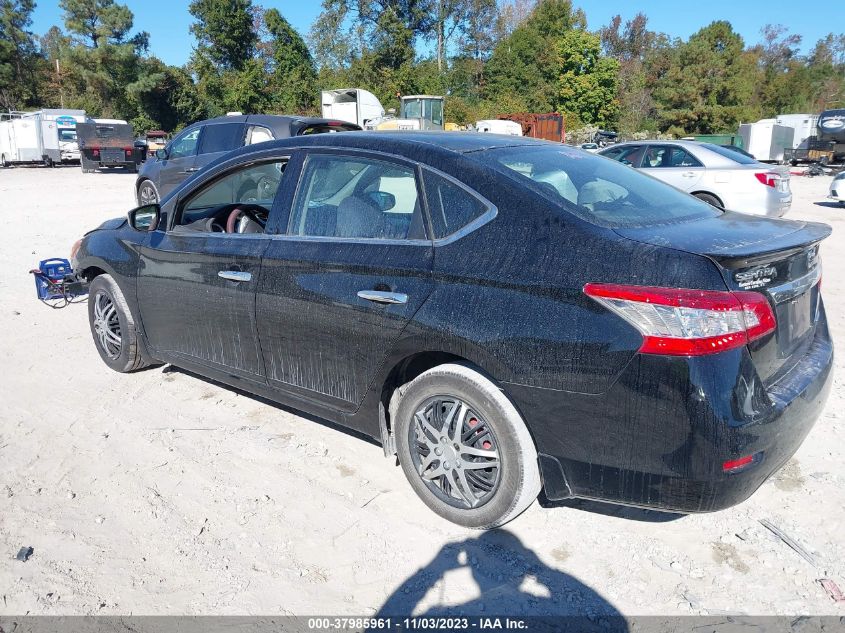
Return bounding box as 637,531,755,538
88,274,152,372
137,180,159,206
394,363,541,529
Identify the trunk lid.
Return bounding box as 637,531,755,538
617,212,830,381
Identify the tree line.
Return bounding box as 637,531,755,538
1,0,844,136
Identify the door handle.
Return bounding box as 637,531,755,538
682,171,696,177
218,270,252,282
357,290,408,305
181,167,199,174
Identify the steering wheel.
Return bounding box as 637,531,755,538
225,204,268,234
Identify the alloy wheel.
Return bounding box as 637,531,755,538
410,397,502,509
93,291,121,359
139,183,158,205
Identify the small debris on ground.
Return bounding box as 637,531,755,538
819,578,845,603
15,546,34,562
759,518,818,567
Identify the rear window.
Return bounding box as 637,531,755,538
701,143,758,165
486,146,721,228
299,123,361,135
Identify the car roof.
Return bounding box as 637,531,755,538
236,130,550,158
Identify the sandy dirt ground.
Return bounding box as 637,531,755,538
1,164,844,618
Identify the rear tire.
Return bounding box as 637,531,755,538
394,363,541,529
88,274,154,373
694,192,723,209
0,154,7,168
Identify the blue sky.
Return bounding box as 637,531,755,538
29,0,836,67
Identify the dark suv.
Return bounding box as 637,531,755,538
135,114,360,205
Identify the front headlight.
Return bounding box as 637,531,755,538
70,238,83,266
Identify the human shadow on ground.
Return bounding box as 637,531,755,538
375,529,627,632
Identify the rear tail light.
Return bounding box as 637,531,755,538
125,149,132,157
584,283,776,356
92,148,100,157
755,172,779,187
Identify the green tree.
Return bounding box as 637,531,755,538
0,0,41,109
59,0,136,47
264,8,316,113
557,29,619,127
189,0,256,71
484,0,586,112
654,21,759,134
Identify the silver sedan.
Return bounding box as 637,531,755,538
830,171,845,206
599,140,792,217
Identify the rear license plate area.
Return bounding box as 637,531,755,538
775,289,815,357
102,149,123,163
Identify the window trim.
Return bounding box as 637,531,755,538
168,156,291,233
419,166,498,246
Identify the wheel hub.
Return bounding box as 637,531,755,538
410,397,501,509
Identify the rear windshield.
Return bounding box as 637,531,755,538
701,143,758,164
485,145,721,228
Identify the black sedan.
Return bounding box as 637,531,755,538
135,114,360,206
73,132,833,528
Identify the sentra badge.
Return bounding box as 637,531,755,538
735,265,777,289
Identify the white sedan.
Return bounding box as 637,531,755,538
830,171,845,206
599,140,792,217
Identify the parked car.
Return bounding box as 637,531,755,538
77,121,143,173
135,114,361,205
719,144,756,160
72,132,832,528
579,142,599,153
598,140,792,216
830,171,845,206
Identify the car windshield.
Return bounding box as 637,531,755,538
485,145,721,228
59,129,77,142
701,143,758,165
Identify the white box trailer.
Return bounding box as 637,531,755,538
775,113,819,149
321,88,384,128
0,112,61,167
475,119,523,136
738,121,794,162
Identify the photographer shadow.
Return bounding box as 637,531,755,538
375,529,627,632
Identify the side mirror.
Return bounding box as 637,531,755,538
155,148,168,160
128,204,160,232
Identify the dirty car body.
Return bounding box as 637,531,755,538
74,132,833,522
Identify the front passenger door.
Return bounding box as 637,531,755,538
639,145,703,192
158,127,202,197
137,157,290,385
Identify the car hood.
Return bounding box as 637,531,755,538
615,212,831,261
85,216,126,236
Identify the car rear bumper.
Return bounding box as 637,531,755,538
724,185,792,217
506,318,833,513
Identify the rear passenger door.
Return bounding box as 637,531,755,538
195,122,246,171
639,144,703,192
256,150,434,418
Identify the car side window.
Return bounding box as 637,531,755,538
668,147,702,167
605,145,644,167
168,128,201,159
422,170,490,239
289,154,424,240
197,123,245,154
173,160,287,234
246,125,274,145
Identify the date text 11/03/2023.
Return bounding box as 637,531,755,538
306,617,530,630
